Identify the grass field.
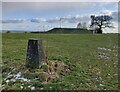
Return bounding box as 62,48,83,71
2,33,119,90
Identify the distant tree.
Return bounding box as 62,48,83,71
90,15,113,34
77,22,82,28
77,22,87,29
6,31,11,33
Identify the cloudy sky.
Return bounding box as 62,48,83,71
1,1,119,33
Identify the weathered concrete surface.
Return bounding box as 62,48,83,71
26,39,46,68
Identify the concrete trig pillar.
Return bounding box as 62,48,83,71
26,39,46,68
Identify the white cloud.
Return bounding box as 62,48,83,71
103,27,118,33
100,10,113,15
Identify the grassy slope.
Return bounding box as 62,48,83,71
46,28,92,34
2,33,118,90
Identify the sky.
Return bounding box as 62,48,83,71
0,1,119,33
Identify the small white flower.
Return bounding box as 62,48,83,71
6,80,10,83
28,85,31,88
108,74,111,76
22,78,28,81
18,77,30,82
20,86,23,89
99,77,102,80
71,84,74,86
50,86,52,89
7,74,13,78
31,86,35,90
40,88,43,90
11,79,16,82
105,63,107,66
99,84,104,86
102,81,105,83
108,49,111,51
114,74,118,76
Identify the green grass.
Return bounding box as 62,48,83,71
2,33,119,90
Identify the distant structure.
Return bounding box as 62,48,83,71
77,22,82,28
90,15,96,34
77,22,87,29
60,18,62,28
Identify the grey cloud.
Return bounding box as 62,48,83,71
1,15,90,24
68,17,78,23
64,17,79,23
4,12,117,24
30,17,60,23
2,2,108,15
46,18,60,23
61,16,90,23
46,16,90,23
31,18,46,23
29,12,118,24
2,19,28,23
